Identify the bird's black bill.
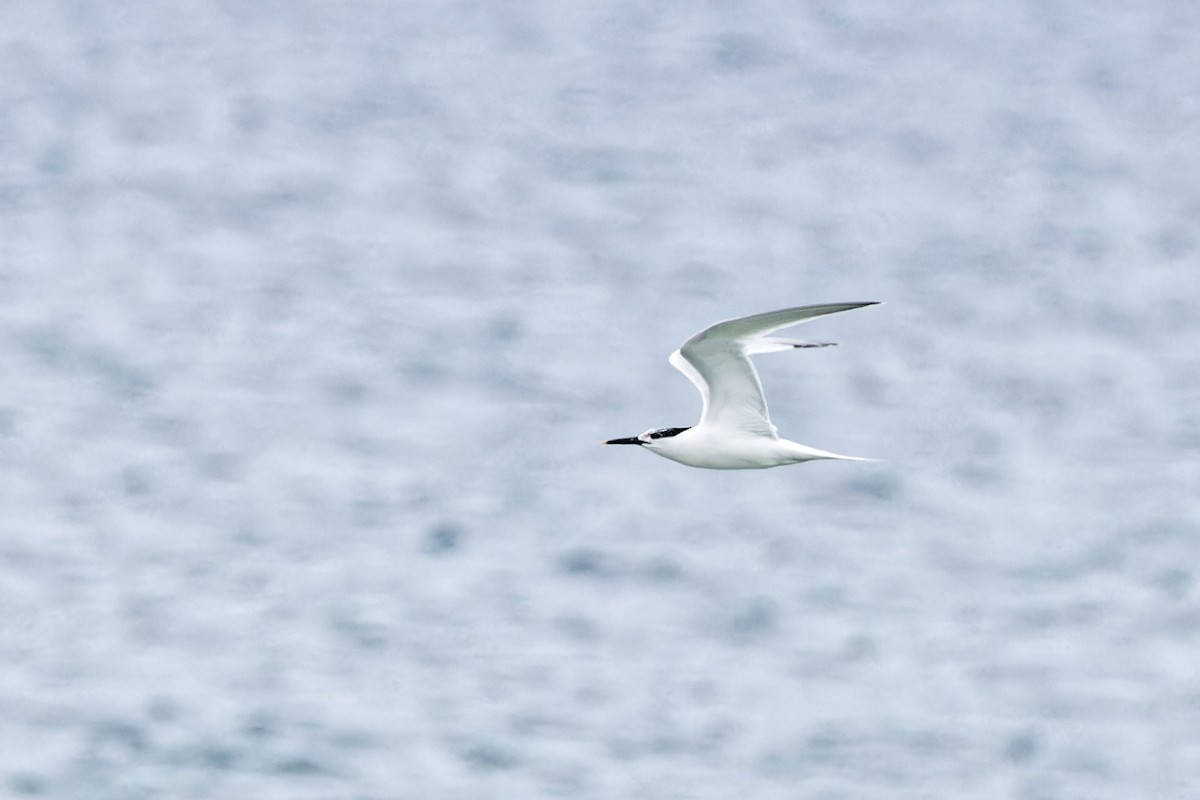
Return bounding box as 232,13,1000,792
603,436,643,445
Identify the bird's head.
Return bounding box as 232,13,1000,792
603,427,691,447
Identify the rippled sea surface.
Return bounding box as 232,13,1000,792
3,2,1199,798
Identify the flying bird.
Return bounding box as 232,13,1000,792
604,302,879,469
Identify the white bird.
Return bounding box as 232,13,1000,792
604,302,879,469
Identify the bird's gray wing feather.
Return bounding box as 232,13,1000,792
672,302,878,435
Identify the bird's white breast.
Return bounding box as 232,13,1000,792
647,428,808,470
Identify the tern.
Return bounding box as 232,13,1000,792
604,302,879,469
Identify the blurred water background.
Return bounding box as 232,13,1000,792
2,1,1199,798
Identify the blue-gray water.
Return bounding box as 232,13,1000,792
3,2,1199,798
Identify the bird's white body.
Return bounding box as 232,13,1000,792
605,302,879,470
643,426,861,469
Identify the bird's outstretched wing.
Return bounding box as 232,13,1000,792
669,302,878,436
